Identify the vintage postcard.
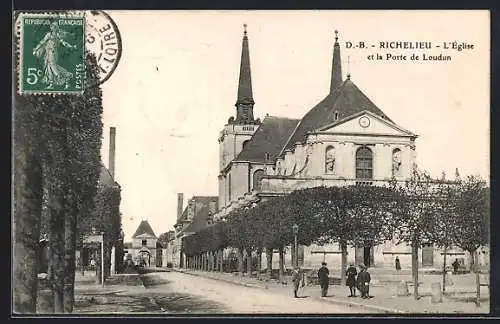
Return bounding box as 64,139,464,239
12,10,490,316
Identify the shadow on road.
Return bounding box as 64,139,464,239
153,293,229,314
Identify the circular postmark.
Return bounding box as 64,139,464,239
85,10,122,87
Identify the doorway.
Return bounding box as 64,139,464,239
355,245,374,268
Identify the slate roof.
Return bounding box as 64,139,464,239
132,220,157,239
281,78,393,154
180,196,218,234
235,116,300,163
98,164,114,187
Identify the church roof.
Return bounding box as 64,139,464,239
132,220,157,239
235,116,300,163
280,31,394,155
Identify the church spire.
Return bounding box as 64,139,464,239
235,23,255,124
330,30,343,93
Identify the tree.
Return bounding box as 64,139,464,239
424,173,460,292
391,168,439,299
13,94,44,313
450,175,489,306
30,53,103,313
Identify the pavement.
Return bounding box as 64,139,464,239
37,272,159,314
172,268,490,314
36,267,490,314
141,271,361,314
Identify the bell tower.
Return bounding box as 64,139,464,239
218,24,260,172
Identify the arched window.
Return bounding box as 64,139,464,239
242,140,250,149
253,169,265,191
356,146,373,179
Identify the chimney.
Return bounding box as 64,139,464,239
109,127,116,179
177,193,184,220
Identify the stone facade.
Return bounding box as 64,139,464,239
185,27,487,271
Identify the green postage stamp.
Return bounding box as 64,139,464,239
16,12,86,95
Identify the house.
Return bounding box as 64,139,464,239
170,194,218,267
126,220,158,267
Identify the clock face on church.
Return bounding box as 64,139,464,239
359,116,370,128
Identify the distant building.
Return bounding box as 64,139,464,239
125,220,158,267
170,194,218,267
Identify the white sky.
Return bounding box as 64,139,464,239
98,10,490,241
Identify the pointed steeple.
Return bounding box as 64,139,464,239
235,24,255,124
330,30,343,93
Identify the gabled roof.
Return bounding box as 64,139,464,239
235,116,300,163
179,196,218,234
316,110,416,136
99,164,114,188
281,78,393,154
132,220,157,239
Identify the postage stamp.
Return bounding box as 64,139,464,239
15,12,86,95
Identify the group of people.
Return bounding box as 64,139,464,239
291,262,372,299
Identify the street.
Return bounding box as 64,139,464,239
134,271,363,314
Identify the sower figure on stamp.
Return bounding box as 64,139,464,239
346,263,358,297
357,264,371,299
32,21,76,89
317,262,329,297
292,266,305,298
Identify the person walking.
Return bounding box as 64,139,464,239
452,259,460,274
291,266,305,298
317,262,330,297
395,256,401,271
346,263,358,297
357,264,371,299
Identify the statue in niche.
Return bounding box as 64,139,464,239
325,147,335,174
392,149,402,177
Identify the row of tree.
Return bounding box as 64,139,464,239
183,169,489,299
13,53,122,313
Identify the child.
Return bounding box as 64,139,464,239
357,264,371,299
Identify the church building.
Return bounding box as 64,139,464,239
207,26,479,270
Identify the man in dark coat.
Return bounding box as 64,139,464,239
357,264,371,299
395,256,401,271
452,259,460,274
346,263,358,297
317,262,330,297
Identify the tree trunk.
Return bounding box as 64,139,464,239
278,246,285,284
411,238,419,300
471,250,481,307
340,242,348,286
442,246,447,293
246,249,253,277
220,249,224,273
256,248,262,280
237,248,244,275
63,201,78,313
13,149,43,314
266,248,273,277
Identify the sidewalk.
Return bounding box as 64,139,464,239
36,272,159,314
173,268,490,314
